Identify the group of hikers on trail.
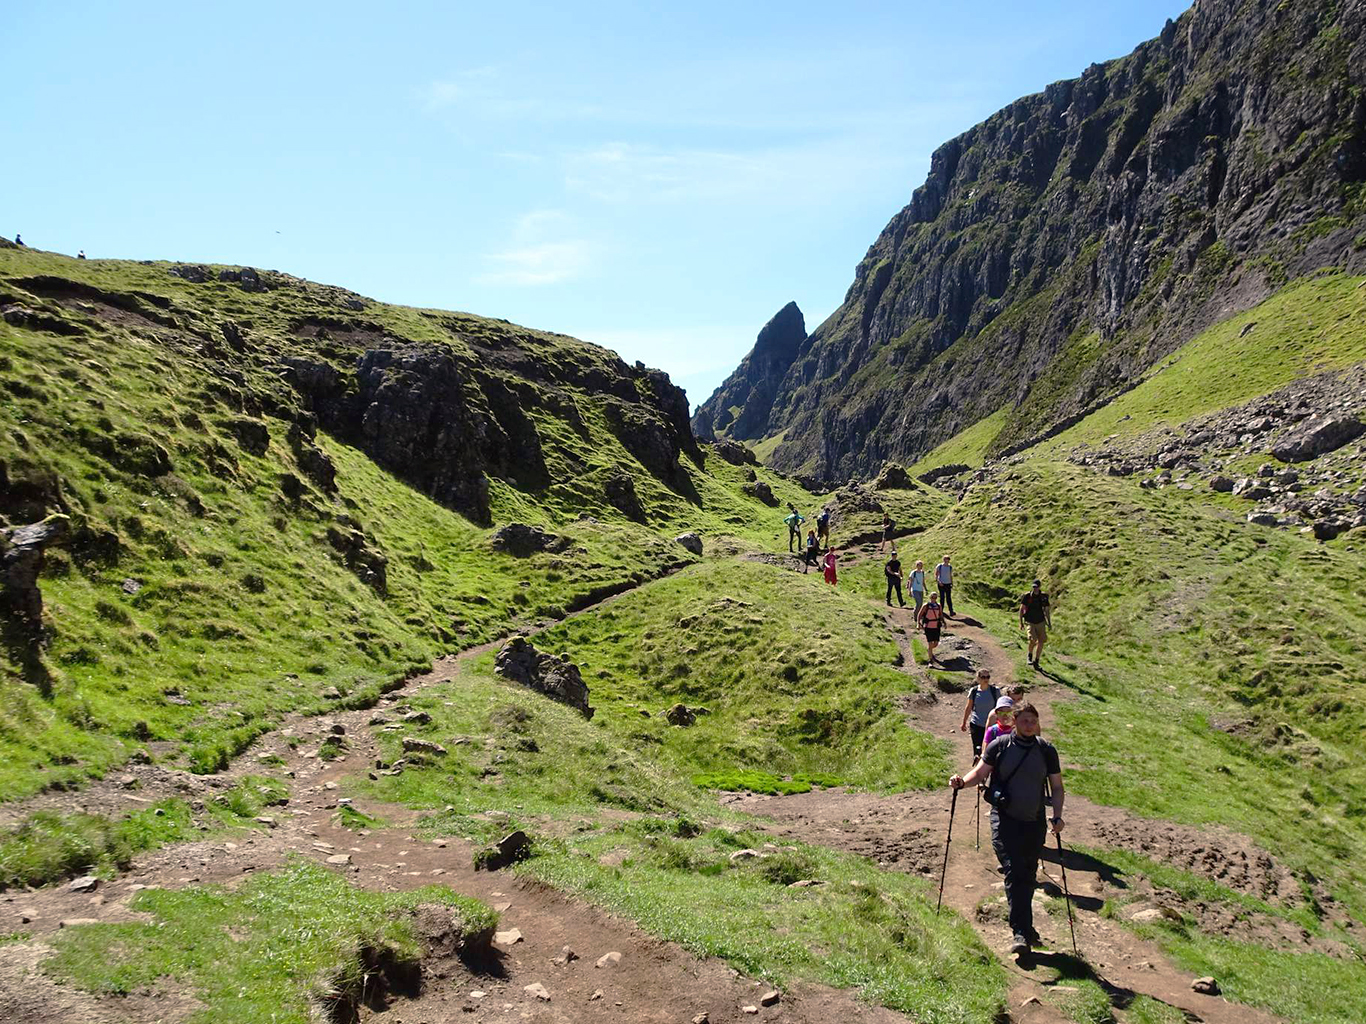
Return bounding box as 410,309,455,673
783,504,840,584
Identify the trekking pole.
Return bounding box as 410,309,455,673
1055,831,1078,956
975,785,981,850
936,787,959,914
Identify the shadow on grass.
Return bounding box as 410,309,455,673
1019,950,1145,1011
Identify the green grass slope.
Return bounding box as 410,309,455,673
0,249,819,799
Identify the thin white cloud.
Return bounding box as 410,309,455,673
475,210,596,287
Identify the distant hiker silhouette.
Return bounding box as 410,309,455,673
1020,579,1051,668
783,506,805,552
77,250,86,259
885,550,904,607
14,234,22,246
878,512,895,553
919,593,945,663
936,555,955,616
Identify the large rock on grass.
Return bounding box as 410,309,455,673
1271,415,1364,463
1,516,68,628
495,637,594,718
491,523,571,557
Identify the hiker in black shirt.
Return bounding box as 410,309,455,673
950,703,1063,955
1020,579,1052,669
885,551,904,607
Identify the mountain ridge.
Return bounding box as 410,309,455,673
696,0,1366,483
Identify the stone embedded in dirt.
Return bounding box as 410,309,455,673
742,1006,759,1015
729,849,761,863
551,945,579,965
595,951,622,968
255,816,277,827
326,854,352,866
1247,510,1279,526
470,991,486,999
321,686,342,699
1128,906,1181,924
665,703,697,727
401,710,432,725
328,723,346,735
58,918,103,928
478,829,533,871
495,928,524,946
693,1014,711,1024
1271,413,1364,462
490,523,572,558
675,531,704,556
788,879,823,888
368,714,389,725
402,737,448,756
1191,976,1221,995
524,982,551,1001
68,876,99,893
494,636,595,718
590,989,604,1001
760,990,780,1006
1209,476,1235,492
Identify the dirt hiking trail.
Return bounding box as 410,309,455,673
726,577,1313,1024
0,548,1333,1023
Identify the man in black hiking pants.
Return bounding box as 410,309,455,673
885,550,904,607
950,703,1063,955
1020,579,1052,669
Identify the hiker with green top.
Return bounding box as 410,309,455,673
960,668,1000,761
783,505,805,552
950,702,1064,955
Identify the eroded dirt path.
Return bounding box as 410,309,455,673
724,599,1306,1024
1,562,917,1024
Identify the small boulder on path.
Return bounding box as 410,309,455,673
1191,976,1221,995
675,531,704,556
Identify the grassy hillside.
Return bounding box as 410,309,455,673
0,249,818,798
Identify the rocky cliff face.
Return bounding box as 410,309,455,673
735,0,1366,483
691,301,805,441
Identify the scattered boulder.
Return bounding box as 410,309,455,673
604,471,647,522
743,480,778,506
711,439,756,466
402,737,447,756
1272,414,1364,462
2,516,69,629
68,875,99,893
873,462,912,489
495,637,595,719
1209,476,1235,492
1247,511,1280,527
760,990,781,1007
490,523,571,557
478,830,533,871
664,703,697,727
674,532,703,556
167,264,209,283
1232,478,1272,501
1191,977,1221,996
595,951,622,968
524,982,551,1001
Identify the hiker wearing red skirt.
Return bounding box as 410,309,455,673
822,548,839,585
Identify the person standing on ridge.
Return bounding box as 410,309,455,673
950,703,1064,955
822,547,839,586
14,234,22,246
885,548,904,607
959,668,1000,760
918,592,945,664
1020,579,1052,669
783,505,805,553
77,250,86,259
879,512,896,554
936,555,955,617
816,507,831,552
909,558,927,616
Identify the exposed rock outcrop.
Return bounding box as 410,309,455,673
693,302,806,441
491,524,571,558
1,516,68,629
494,637,595,719
712,1,1366,480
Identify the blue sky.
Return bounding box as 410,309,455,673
3,1,1190,407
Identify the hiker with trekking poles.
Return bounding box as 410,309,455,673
946,703,1067,956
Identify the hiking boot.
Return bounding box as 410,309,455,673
1024,929,1043,948
1010,934,1030,955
